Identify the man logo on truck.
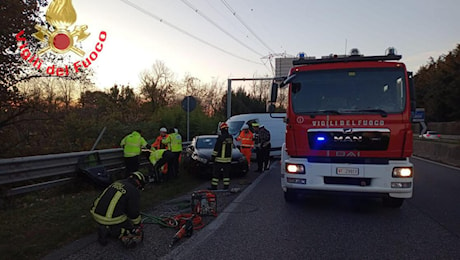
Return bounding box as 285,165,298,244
333,135,363,143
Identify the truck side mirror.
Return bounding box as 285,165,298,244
408,72,416,116
268,104,276,113
270,82,278,103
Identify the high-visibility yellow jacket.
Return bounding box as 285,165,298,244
149,148,166,166
90,178,141,226
162,132,182,152
120,131,147,158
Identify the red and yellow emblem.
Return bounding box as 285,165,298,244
33,0,90,56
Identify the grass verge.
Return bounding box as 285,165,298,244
0,168,204,259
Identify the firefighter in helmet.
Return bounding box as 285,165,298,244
152,127,169,175
152,127,168,150
90,171,146,248
210,122,233,190
236,124,254,167
161,127,182,178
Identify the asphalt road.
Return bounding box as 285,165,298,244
46,157,460,259
164,157,460,260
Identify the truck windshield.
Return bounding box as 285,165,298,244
291,67,407,115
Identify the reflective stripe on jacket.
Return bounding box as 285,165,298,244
212,133,233,163
120,131,147,157
237,130,254,148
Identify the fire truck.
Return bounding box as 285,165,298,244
269,48,416,208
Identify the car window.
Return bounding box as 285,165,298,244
196,137,217,149
227,121,245,136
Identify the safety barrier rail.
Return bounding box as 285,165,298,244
0,142,191,197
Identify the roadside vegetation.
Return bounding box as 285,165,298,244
1,1,460,258
0,166,204,259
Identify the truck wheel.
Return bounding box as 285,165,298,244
284,189,297,202
383,197,404,208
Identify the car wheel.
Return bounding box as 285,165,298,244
382,197,404,208
284,189,297,202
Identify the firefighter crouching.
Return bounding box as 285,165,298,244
210,123,233,190
149,147,176,183
90,171,146,248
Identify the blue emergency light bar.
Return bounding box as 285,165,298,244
293,48,401,66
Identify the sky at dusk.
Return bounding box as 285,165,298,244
34,0,460,90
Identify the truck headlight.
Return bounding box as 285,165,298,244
392,167,412,178
285,164,305,174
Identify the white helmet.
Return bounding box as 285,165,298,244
242,125,249,130
160,127,167,132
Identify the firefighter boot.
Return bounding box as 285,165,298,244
97,225,109,246
131,226,144,244
120,227,143,248
120,233,137,248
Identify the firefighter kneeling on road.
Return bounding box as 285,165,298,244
90,171,145,248
209,123,233,190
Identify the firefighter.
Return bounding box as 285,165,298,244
259,124,271,171
151,127,169,174
253,123,271,172
209,123,233,190
149,147,176,182
120,130,148,177
162,127,182,178
90,171,146,248
236,124,253,167
152,127,168,150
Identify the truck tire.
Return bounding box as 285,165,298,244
383,197,404,208
284,189,297,202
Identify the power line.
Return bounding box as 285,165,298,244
119,0,262,65
179,0,264,57
220,0,275,54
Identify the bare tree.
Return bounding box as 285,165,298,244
248,77,271,104
200,79,226,116
139,60,177,111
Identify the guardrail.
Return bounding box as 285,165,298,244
0,143,191,197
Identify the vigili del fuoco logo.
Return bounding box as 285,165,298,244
15,0,106,76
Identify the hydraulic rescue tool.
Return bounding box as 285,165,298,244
191,190,217,216
169,217,194,247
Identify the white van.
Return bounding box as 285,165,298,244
225,113,286,157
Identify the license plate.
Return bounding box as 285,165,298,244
336,167,359,175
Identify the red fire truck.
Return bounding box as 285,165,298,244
270,48,416,208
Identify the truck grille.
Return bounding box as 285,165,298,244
308,130,390,151
308,157,390,164
324,177,372,186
